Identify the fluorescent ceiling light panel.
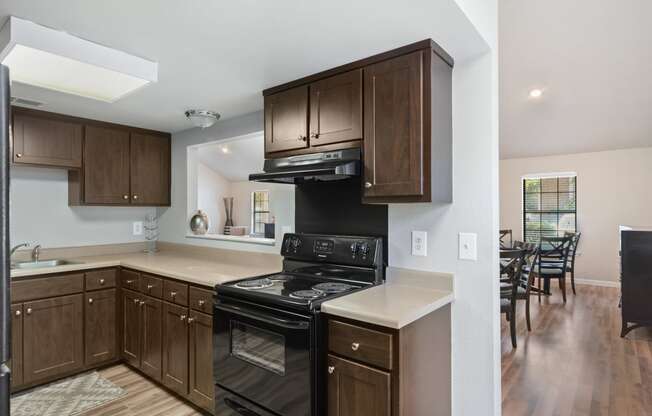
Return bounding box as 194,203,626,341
0,16,157,102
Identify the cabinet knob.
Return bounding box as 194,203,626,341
15,153,22,158
198,300,205,307
133,194,139,200
364,182,372,189
351,342,360,351
328,366,335,374
180,314,187,321
170,291,177,299
133,298,140,304
139,301,145,306
88,298,94,304
26,308,32,315
298,135,307,142
187,317,195,324
123,195,129,200
147,284,154,291
99,278,105,285
15,310,21,316
310,132,319,139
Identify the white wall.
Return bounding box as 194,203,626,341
501,147,652,284
158,112,294,254
11,166,154,248
197,162,232,233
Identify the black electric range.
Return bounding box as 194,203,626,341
213,233,383,416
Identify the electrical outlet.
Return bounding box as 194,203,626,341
411,231,427,256
459,232,478,261
133,221,143,236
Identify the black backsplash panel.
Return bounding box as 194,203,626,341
294,177,388,264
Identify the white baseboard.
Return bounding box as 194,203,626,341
574,278,620,288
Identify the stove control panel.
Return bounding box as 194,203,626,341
281,233,382,267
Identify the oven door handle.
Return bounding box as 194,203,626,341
215,303,310,330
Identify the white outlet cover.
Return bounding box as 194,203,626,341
133,221,143,236
459,232,478,261
411,230,427,257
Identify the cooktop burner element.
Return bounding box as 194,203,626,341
312,282,356,294
289,289,325,300
234,278,274,290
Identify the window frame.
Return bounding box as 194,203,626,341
251,190,270,236
522,174,577,243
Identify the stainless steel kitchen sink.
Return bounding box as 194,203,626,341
10,259,81,270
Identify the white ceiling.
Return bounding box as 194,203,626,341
0,0,487,134
197,134,264,182
500,0,652,159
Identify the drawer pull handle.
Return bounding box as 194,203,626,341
15,310,21,316
15,153,22,158
99,278,105,285
198,300,205,307
364,182,372,189
351,342,360,351
26,308,32,315
126,279,135,284
88,298,94,304
180,314,187,321
170,291,177,298
328,366,335,374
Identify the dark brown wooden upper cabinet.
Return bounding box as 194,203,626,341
264,85,309,154
130,133,171,206
81,125,131,204
309,69,363,147
363,48,452,203
12,109,82,168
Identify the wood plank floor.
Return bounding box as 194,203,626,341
79,365,205,416
502,284,652,416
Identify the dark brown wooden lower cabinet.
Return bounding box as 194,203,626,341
162,302,189,395
11,304,23,389
121,289,142,367
85,289,117,366
188,311,214,411
141,296,163,381
23,294,84,384
328,354,390,416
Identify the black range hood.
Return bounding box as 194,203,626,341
249,148,360,184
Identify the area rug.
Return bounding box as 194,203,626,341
10,371,127,416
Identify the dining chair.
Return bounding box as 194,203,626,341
564,231,582,295
500,248,526,348
506,242,541,331
537,236,573,303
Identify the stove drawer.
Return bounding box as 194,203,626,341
329,320,393,370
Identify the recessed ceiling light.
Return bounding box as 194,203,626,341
221,146,230,154
0,16,157,102
529,88,544,99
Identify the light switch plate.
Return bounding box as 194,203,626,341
411,231,427,256
459,232,477,261
133,221,143,236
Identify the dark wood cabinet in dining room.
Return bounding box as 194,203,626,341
12,109,83,168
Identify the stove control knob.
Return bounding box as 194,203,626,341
350,242,359,258
292,237,302,253
359,243,370,260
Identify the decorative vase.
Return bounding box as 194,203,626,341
224,197,234,234
190,210,209,235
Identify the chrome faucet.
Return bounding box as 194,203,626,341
31,244,42,262
10,242,30,258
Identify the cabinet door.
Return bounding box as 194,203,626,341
264,86,309,153
10,304,23,389
188,311,214,411
363,51,424,198
309,69,362,147
23,294,84,384
327,355,390,416
130,133,171,206
141,296,163,381
162,302,189,395
85,289,117,366
121,289,142,367
12,111,82,168
83,125,131,204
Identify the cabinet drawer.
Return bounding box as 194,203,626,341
85,269,117,291
328,320,393,370
141,274,163,298
189,286,213,314
12,273,84,302
120,269,141,291
163,280,188,306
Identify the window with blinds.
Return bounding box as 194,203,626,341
251,190,270,235
523,175,577,243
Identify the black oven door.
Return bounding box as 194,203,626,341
214,299,312,416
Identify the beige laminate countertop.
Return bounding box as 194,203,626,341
321,267,454,329
10,248,282,288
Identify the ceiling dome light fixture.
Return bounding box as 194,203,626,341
185,109,220,128
528,88,544,99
